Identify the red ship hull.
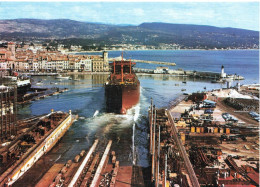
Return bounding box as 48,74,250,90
105,58,140,114
105,82,140,114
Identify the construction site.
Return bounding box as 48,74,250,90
148,89,259,187
0,85,17,141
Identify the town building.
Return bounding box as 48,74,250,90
0,42,109,73
91,51,109,72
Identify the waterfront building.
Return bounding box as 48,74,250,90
32,59,39,72
103,51,109,72
92,56,104,72
1,41,109,73
75,58,92,72
154,66,169,74
91,51,109,72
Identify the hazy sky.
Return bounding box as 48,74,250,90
0,2,259,31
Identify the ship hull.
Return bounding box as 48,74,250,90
17,83,31,96
105,83,140,114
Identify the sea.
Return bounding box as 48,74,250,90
17,50,259,168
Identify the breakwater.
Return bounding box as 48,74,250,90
109,58,176,66
134,68,244,80
132,59,176,66
134,68,221,78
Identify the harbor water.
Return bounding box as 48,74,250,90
17,50,259,168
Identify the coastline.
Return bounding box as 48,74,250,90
65,48,259,54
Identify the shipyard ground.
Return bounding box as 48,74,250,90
13,139,147,187
170,98,259,158
1,87,259,186
148,88,259,186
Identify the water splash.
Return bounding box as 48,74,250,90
132,123,136,165
125,103,140,122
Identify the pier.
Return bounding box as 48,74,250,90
0,110,76,186
149,98,200,186
109,58,176,66
21,72,58,76
134,66,244,80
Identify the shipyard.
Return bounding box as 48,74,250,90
147,86,259,186
0,41,259,187
1,48,259,186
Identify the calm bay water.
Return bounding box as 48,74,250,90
18,50,259,168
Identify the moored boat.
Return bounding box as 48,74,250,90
55,74,70,79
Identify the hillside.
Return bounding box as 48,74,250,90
0,19,258,49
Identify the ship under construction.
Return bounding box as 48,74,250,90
105,56,140,114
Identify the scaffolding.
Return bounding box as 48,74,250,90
0,85,17,141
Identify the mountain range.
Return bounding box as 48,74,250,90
0,19,258,49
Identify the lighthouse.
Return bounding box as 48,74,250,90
221,65,226,78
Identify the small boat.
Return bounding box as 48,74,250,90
93,110,99,117
36,81,43,85
53,92,59,95
175,83,180,86
181,88,186,91
182,81,187,84
55,75,70,80
211,79,224,83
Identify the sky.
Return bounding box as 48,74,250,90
0,2,259,31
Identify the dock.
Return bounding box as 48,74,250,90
132,59,176,66
21,72,58,76
0,110,76,186
148,98,200,187
148,89,259,186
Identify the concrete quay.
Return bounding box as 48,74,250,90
0,110,76,186
135,68,244,80
148,89,259,186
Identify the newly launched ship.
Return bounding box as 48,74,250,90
105,56,140,114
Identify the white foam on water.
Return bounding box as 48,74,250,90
132,123,136,165
83,112,135,135
126,104,140,122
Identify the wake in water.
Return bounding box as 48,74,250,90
132,123,136,165
79,85,149,165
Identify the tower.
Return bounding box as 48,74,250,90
103,51,109,71
221,65,226,78
7,42,16,60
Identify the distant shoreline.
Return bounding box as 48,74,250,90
65,48,259,54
